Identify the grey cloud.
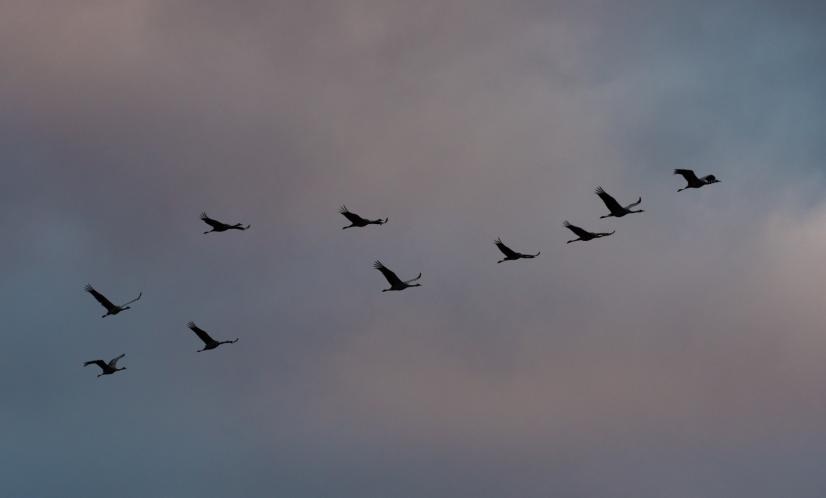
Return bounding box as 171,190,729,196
2,1,826,497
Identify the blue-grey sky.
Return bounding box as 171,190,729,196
3,1,826,497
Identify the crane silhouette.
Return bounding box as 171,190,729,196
374,260,421,291
339,205,388,229
595,187,644,218
674,169,720,191
494,238,540,263
83,354,126,377
200,212,251,234
563,221,615,243
85,284,141,318
187,322,239,352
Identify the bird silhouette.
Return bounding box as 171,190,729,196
674,169,720,191
83,354,126,377
595,187,644,218
494,238,540,263
373,260,421,291
563,221,615,244
339,205,388,229
85,284,141,318
187,321,239,352
200,212,251,234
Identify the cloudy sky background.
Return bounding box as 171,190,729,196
2,1,826,496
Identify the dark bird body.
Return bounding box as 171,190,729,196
200,212,251,234
674,169,720,191
83,354,126,377
85,284,141,318
339,205,388,229
494,238,540,263
563,221,615,243
595,187,644,218
187,322,239,352
373,260,421,291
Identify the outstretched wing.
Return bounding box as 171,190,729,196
85,284,117,311
339,205,368,224
200,212,228,229
83,360,108,370
563,221,590,238
595,187,624,213
405,273,422,284
122,292,142,307
108,353,125,368
494,238,519,258
187,321,215,345
373,260,404,287
624,197,642,209
674,169,700,183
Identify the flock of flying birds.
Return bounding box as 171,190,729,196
81,168,720,378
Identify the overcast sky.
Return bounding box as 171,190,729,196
3,1,826,497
